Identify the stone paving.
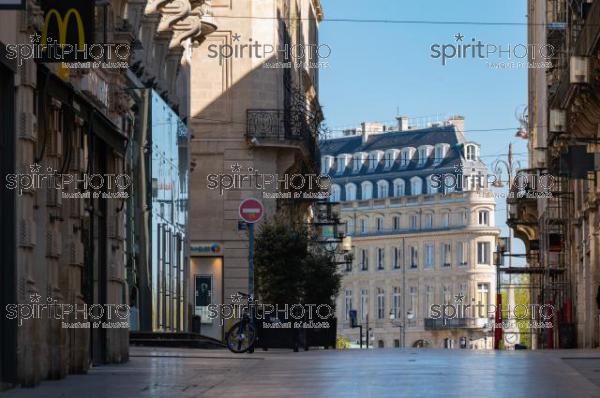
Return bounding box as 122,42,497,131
2,347,600,397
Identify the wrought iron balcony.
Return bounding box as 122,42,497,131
424,317,490,330
246,109,319,159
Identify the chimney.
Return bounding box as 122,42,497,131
396,116,409,131
448,115,465,136
361,122,369,143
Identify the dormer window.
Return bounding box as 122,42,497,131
368,151,383,171
434,144,449,165
465,144,479,161
321,155,334,173
352,152,367,173
400,148,415,168
417,146,432,167
337,154,351,174
384,149,399,170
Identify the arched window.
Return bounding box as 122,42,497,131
410,177,423,195
361,181,373,200
377,180,389,198
393,178,405,197
345,183,357,201
426,175,437,194
330,184,341,202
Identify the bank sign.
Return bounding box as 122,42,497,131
191,243,223,256
40,0,94,62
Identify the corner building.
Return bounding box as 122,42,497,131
322,117,500,349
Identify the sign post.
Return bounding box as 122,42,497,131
239,199,264,298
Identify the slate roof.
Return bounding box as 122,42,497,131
320,124,461,156
319,124,488,180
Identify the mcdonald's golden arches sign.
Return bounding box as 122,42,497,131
40,0,94,62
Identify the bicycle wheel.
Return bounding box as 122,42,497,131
225,321,256,353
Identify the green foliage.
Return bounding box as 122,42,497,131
500,274,531,347
254,218,341,309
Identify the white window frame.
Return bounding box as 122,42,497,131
345,183,357,201
344,290,353,320
361,181,373,200
423,213,433,229
361,248,369,270
377,288,385,319
377,180,389,198
442,242,452,267
393,247,401,269
377,247,385,270
392,287,401,318
410,177,422,195
330,184,341,202
477,241,491,265
376,217,384,232
457,241,468,266
424,243,434,268
409,246,418,268
360,218,367,233
360,289,369,321
409,214,418,230
478,210,490,226
393,178,405,197
393,216,401,231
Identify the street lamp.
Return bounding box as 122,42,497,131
389,309,415,348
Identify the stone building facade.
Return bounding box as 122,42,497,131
508,0,600,349
188,0,324,340
0,0,213,389
322,117,500,349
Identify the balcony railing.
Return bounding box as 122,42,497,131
350,225,467,238
246,109,318,158
424,317,490,330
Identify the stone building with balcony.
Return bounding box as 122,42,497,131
321,116,500,349
0,0,213,389
188,0,323,341
507,0,600,349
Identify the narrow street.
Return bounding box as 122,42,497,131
3,347,600,398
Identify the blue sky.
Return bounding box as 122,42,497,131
319,0,528,260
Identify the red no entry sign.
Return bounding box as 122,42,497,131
239,198,264,223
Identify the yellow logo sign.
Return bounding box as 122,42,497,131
41,8,85,49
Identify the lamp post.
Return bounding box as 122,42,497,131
389,309,415,348
491,144,522,350
389,311,402,348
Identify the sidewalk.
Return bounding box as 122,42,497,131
2,347,600,397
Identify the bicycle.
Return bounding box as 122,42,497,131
225,292,257,353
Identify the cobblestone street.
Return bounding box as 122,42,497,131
3,347,600,398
